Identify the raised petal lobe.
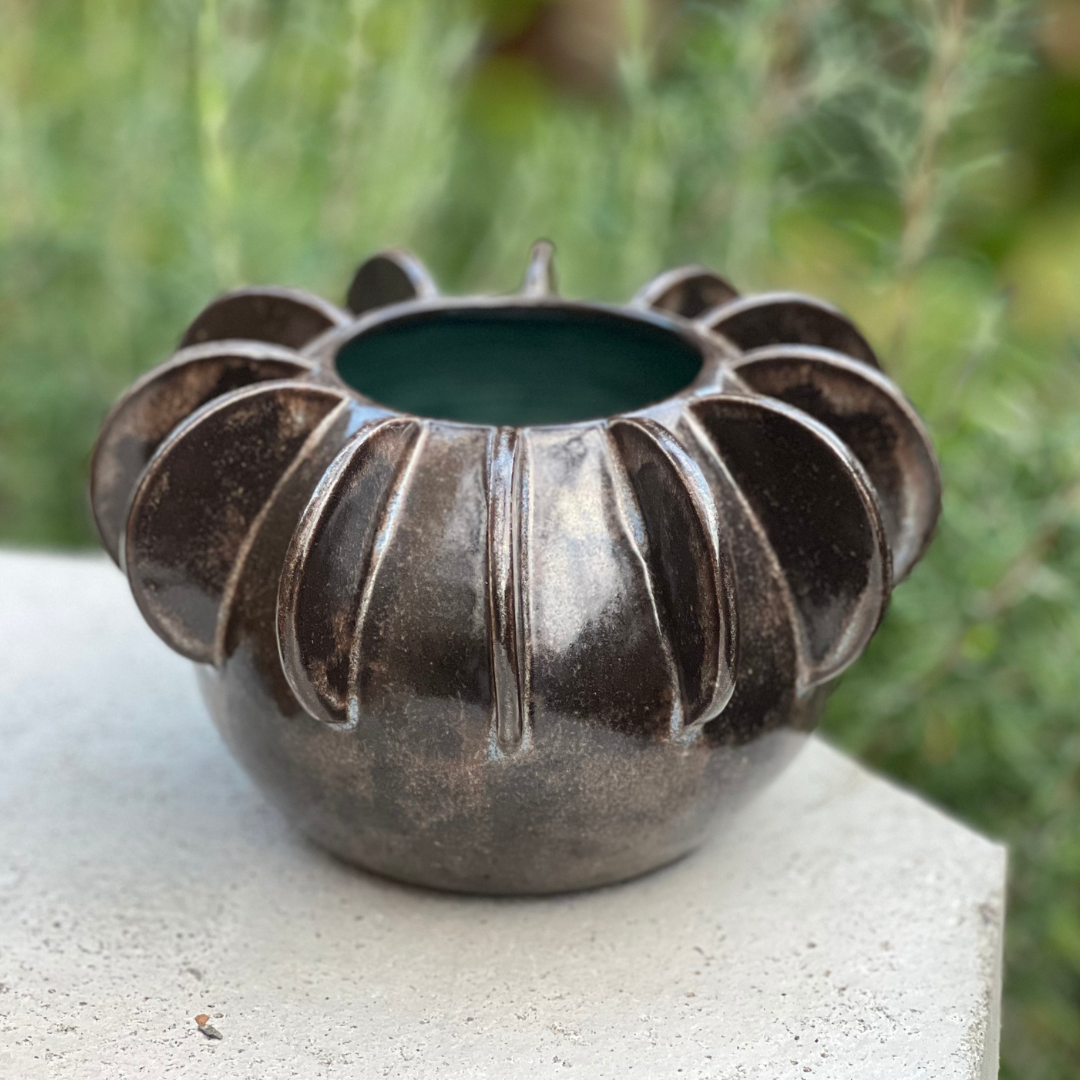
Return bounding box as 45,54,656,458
179,286,350,350
634,266,739,319
346,251,438,316
90,342,316,565
280,419,501,762
686,395,889,687
700,292,880,369
124,382,351,663
349,424,494,753
522,426,694,739
731,346,941,580
608,417,737,729
277,417,425,727
670,432,802,746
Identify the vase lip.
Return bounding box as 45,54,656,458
303,292,735,431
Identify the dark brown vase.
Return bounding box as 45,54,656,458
90,242,940,894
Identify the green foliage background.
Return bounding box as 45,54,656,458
2,1,1078,1074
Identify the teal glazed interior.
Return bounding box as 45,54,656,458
333,305,705,426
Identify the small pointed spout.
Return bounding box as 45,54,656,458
521,239,557,298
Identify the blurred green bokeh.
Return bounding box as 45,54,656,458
2,1,1078,1075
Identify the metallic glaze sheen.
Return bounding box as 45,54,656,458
90,245,941,894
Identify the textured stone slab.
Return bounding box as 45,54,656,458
0,550,1004,1079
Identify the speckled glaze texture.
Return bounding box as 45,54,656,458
90,243,941,894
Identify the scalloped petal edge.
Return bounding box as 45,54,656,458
346,251,439,316
698,292,880,370
90,341,318,566
633,265,739,319
685,393,890,689
124,380,351,663
729,344,941,580
180,286,351,351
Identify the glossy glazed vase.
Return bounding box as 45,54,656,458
90,242,940,894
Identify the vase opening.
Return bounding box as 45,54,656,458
332,305,704,426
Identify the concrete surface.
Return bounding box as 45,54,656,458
0,549,1005,1079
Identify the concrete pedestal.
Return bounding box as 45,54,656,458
0,550,1005,1079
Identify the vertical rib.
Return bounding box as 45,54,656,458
213,399,351,666
603,426,686,737
608,417,738,732
276,417,422,727
345,423,427,727
514,432,533,750
486,427,526,753
684,396,888,690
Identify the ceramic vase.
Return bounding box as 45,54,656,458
90,243,940,894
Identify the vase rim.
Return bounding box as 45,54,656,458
306,293,733,431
